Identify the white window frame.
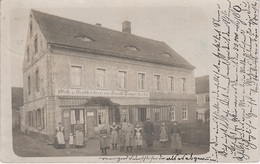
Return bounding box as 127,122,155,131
169,106,175,121
96,67,107,89
137,72,146,91
168,76,174,92
182,106,188,121
70,65,83,88
153,74,161,91
118,70,127,90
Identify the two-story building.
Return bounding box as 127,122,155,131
195,75,209,122
21,10,196,140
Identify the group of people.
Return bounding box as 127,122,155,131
53,119,183,155
99,118,183,155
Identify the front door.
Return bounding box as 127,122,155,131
70,109,85,135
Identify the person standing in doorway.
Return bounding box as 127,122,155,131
110,122,119,149
134,123,143,150
171,121,182,153
144,118,154,148
53,122,66,149
159,122,168,147
124,122,134,152
99,124,110,155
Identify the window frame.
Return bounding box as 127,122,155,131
204,94,210,103
34,34,38,54
137,72,146,91
35,68,40,92
153,74,161,91
169,106,175,121
168,76,174,92
28,75,31,95
182,106,188,121
95,67,107,89
27,46,30,63
29,20,33,38
181,77,187,92
118,70,127,90
70,65,83,88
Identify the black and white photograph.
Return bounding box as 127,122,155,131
1,0,259,163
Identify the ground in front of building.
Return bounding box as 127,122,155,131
13,130,209,157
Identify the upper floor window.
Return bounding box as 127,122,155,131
71,66,82,87
204,94,210,103
182,106,188,120
28,76,31,95
168,76,174,91
153,75,161,91
34,35,38,54
118,71,127,89
181,78,186,92
29,21,33,38
138,73,145,90
196,95,198,104
27,46,30,63
35,69,40,92
96,68,106,88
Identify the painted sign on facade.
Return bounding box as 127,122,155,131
56,88,150,98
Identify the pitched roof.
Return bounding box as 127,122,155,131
32,10,194,69
12,87,24,110
195,75,209,94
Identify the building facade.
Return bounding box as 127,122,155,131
195,75,209,122
21,10,196,140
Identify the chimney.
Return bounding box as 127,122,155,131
95,23,102,27
122,21,131,34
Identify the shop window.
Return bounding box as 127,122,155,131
97,108,108,125
182,106,188,120
138,108,147,121
118,71,127,89
96,68,106,88
71,109,84,125
71,66,82,87
169,107,175,121
168,76,174,91
120,108,128,123
154,111,160,121
138,73,145,90
153,75,161,91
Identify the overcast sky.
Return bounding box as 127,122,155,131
9,0,211,87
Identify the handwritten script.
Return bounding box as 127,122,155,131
211,0,258,162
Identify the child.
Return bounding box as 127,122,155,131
69,133,74,147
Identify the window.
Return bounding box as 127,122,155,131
181,78,186,92
28,111,33,127
138,73,145,90
204,95,210,103
36,69,40,92
118,71,127,89
28,76,31,95
36,109,41,127
168,76,174,91
125,46,138,51
71,66,82,86
34,35,38,54
96,68,106,88
182,106,188,120
153,75,161,90
71,109,85,125
154,110,160,121
29,21,33,38
169,107,175,121
97,108,108,125
41,108,45,129
138,108,147,121
75,36,94,42
27,47,30,62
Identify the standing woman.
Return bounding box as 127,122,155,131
159,122,168,147
99,125,110,155
124,122,134,152
110,122,119,149
118,125,125,152
134,124,143,150
53,122,66,149
171,121,182,153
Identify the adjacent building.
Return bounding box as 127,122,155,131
195,75,209,122
21,10,196,140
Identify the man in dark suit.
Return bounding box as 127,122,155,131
144,118,154,148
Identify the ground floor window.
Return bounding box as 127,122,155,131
71,109,85,133
138,108,147,121
182,106,188,120
169,107,175,121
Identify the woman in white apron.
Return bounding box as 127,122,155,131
134,124,143,150
53,122,66,149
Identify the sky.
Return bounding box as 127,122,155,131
8,0,211,87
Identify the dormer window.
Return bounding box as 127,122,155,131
75,36,94,42
161,53,171,57
125,46,138,51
